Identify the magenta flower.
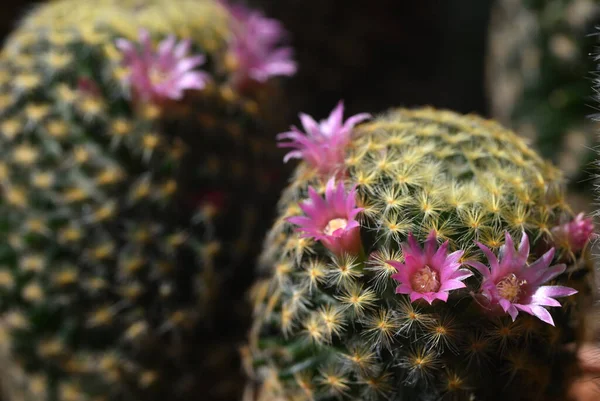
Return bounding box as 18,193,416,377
287,178,363,256
277,101,371,175
388,232,472,305
224,2,296,85
551,213,594,252
115,29,209,102
466,232,577,326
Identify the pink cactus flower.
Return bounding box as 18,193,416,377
224,2,296,86
277,101,371,175
287,178,363,256
115,29,210,102
388,232,472,305
466,231,577,326
551,213,594,252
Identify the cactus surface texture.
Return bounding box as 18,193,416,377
487,0,600,198
0,0,293,400
246,107,595,401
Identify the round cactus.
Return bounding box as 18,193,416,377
0,0,295,400
246,106,595,401
486,0,600,198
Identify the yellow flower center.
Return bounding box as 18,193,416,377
496,273,526,302
324,218,348,236
410,265,440,293
149,67,169,86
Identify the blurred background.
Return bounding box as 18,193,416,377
3,0,597,192
2,0,494,117
3,0,594,222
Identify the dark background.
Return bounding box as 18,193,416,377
1,0,494,119
246,0,494,119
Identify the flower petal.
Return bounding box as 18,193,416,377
409,292,426,303
476,242,499,272
424,230,438,259
507,304,519,321
464,260,491,278
395,283,412,295
430,240,450,267
529,305,555,326
498,298,512,313
343,112,372,131
438,279,467,292
433,291,449,303
299,113,321,138
323,100,345,135
533,285,577,299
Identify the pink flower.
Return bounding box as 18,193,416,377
551,213,594,252
115,29,209,102
388,232,472,305
466,232,577,326
277,101,371,175
224,2,296,85
287,178,363,256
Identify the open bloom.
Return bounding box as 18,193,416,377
466,231,577,326
277,101,371,175
551,213,594,252
116,29,209,101
224,2,296,84
388,232,472,305
287,178,363,256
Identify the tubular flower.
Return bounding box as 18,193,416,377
224,2,296,85
288,178,363,256
551,213,594,252
388,232,472,305
466,231,577,325
277,101,371,175
116,29,209,101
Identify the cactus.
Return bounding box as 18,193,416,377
486,0,600,199
245,106,595,401
0,0,295,400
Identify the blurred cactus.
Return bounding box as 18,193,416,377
0,0,295,400
487,0,600,199
246,106,595,401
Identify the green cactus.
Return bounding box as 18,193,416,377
486,0,600,200
0,0,292,400
246,107,595,401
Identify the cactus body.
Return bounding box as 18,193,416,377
0,1,291,400
487,0,600,198
247,108,594,401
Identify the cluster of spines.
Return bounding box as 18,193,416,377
247,108,593,401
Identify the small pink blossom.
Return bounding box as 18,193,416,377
223,2,296,86
287,178,363,256
277,101,371,175
466,231,577,326
551,213,594,252
115,29,210,102
388,232,472,305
